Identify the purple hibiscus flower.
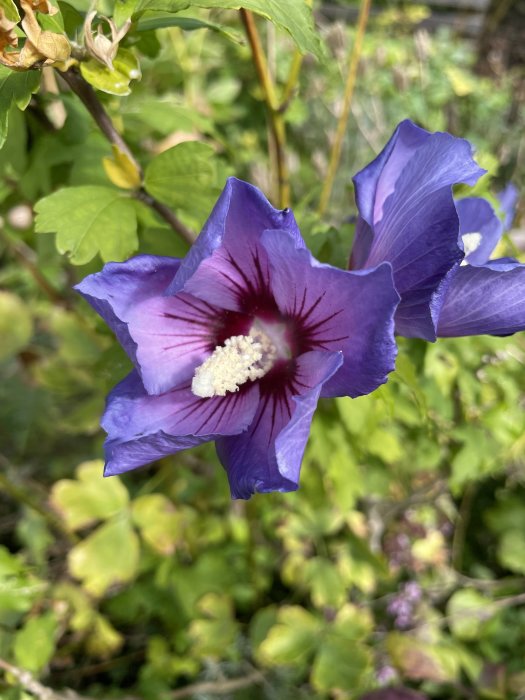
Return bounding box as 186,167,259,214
76,178,399,499
437,186,525,336
350,119,485,341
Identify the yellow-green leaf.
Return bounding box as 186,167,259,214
189,593,239,658
0,0,20,23
258,606,322,667
14,612,57,673
50,460,129,531
131,494,183,555
311,637,372,693
80,47,141,96
68,516,140,596
446,589,493,641
103,144,142,190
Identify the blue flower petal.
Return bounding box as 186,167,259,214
498,183,519,231
456,197,503,266
75,255,180,363
166,177,303,296
216,350,342,499
261,229,399,398
102,371,260,476
351,120,485,340
437,259,525,337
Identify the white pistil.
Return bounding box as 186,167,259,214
461,232,482,265
191,328,277,398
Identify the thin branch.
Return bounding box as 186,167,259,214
0,658,98,700
58,69,195,245
418,591,525,634
240,9,290,208
169,670,265,699
318,0,372,216
0,657,264,700
133,190,194,244
59,68,138,171
0,228,67,306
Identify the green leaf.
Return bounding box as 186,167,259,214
449,426,494,493
80,48,141,96
498,529,525,575
131,494,183,555
446,589,493,641
188,593,239,658
114,0,139,26
335,395,376,436
0,547,45,620
331,604,374,641
122,96,213,136
144,141,220,217
34,186,138,264
51,460,129,531
258,606,322,667
304,558,346,609
58,1,85,34
135,13,243,42
198,0,322,58
0,67,41,150
47,308,107,365
85,615,123,657
392,352,428,416
136,0,323,58
0,292,33,362
367,429,403,464
13,612,57,673
312,637,372,693
68,516,140,596
38,6,65,32
0,0,20,23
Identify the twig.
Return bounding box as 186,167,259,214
169,669,265,699
0,228,67,306
58,69,195,245
318,0,372,216
418,590,525,634
133,190,194,244
0,658,100,700
60,69,138,170
240,9,290,208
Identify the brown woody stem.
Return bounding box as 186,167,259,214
59,68,195,245
318,0,372,216
240,9,290,208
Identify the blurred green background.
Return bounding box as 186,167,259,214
1,1,525,698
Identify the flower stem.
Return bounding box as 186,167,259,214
240,9,290,208
281,49,303,108
59,68,195,245
318,0,372,216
